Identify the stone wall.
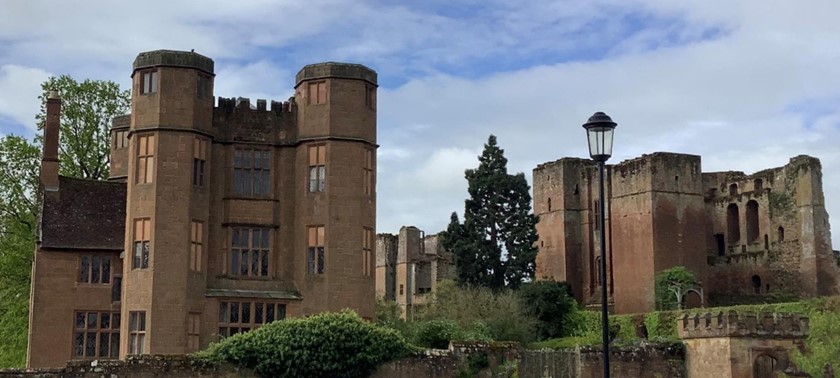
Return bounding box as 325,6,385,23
0,356,253,378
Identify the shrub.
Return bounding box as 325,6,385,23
419,280,537,343
654,266,700,310
519,280,579,339
198,310,413,378
414,319,464,349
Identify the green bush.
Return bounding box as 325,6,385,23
198,310,413,378
519,280,579,339
419,280,537,343
414,319,464,349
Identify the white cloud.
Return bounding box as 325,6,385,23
0,65,52,132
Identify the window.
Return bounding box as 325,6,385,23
133,219,151,270
114,130,128,150
363,149,374,196
73,311,119,359
307,80,327,105
308,145,326,193
230,228,270,277
193,138,208,187
547,198,552,212
307,226,325,274
365,84,376,110
399,284,404,296
754,179,763,191
218,301,286,337
136,135,155,184
746,200,759,243
187,313,201,352
141,71,157,94
129,311,146,355
197,74,210,99
727,204,740,244
595,256,602,287
190,221,203,272
79,255,111,284
729,183,738,196
233,148,270,196
112,276,122,302
778,226,785,242
363,227,373,276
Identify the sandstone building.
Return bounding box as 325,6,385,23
376,226,455,319
28,50,378,367
534,152,839,314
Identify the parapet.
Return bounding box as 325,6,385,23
295,62,377,87
677,311,809,339
215,97,296,116
111,114,131,129
133,49,214,75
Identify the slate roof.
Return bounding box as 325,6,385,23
40,176,126,251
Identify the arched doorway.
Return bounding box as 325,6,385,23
753,353,777,378
727,204,740,245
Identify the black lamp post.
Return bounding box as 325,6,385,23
582,111,617,378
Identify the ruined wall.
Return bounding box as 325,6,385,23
376,233,397,300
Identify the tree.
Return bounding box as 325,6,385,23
519,280,579,340
654,266,701,310
441,135,538,289
0,76,127,367
36,75,130,180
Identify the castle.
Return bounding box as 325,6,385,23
27,50,378,367
375,226,455,319
533,152,840,314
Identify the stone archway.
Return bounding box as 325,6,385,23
753,353,778,378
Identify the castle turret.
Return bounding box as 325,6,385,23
122,50,215,356
293,62,378,318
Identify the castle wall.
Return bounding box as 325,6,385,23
376,234,398,300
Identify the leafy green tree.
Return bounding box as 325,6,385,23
441,135,538,289
36,75,130,180
0,76,128,367
519,280,579,340
654,266,701,310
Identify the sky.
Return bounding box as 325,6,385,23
0,0,838,248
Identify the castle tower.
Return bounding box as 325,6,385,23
122,50,215,356
293,63,378,318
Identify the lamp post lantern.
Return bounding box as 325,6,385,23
582,111,617,378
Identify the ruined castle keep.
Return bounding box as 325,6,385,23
533,152,839,314
28,50,378,367
376,226,455,319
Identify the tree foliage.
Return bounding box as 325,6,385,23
441,135,538,289
199,310,413,378
36,75,130,180
654,266,701,310
0,76,127,367
519,280,579,340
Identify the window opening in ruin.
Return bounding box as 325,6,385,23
73,311,120,359
754,179,763,191
764,234,769,250
727,204,740,245
231,228,270,277
399,284,404,295
574,184,579,195
547,198,552,212
752,275,761,294
675,175,679,182
308,145,326,193
746,200,759,243
307,226,325,274
729,183,738,196
233,148,270,196
129,311,146,355
714,234,725,256
778,227,785,242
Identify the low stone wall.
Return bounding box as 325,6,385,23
519,344,685,378
0,356,253,378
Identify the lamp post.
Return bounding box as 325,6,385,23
582,111,617,378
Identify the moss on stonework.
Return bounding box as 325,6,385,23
768,191,796,219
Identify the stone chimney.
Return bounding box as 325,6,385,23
40,90,60,191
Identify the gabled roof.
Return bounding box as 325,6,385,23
39,176,126,251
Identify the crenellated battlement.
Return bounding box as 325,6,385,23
215,96,296,116
212,97,297,143
677,311,809,339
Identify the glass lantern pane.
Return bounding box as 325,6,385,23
603,128,614,157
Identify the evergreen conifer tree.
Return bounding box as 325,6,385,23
442,135,538,289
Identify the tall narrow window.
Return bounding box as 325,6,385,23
363,149,374,196
729,183,739,196
141,71,157,94
308,145,326,193
778,226,785,242
307,226,325,274
114,130,128,149
133,219,151,269
73,311,119,359
190,221,203,272
187,313,201,352
129,311,146,355
363,227,373,276
112,275,122,302
727,204,740,245
233,148,270,196
365,84,376,110
193,138,207,187
79,255,112,284
230,228,270,277
746,200,759,243
754,179,763,191
136,135,155,184
307,80,327,105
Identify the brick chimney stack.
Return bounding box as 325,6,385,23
40,90,60,191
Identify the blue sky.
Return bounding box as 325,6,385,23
1,0,839,247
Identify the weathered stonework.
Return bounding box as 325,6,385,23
533,152,839,314
28,50,378,367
